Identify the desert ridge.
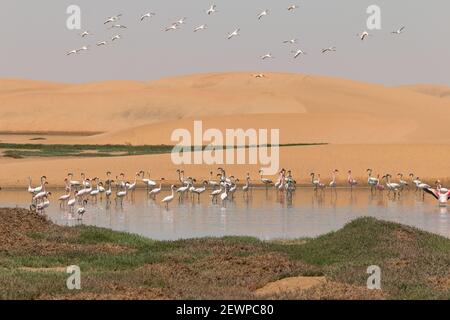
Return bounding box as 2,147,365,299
0,72,449,145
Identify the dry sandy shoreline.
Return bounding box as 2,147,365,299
1,144,450,189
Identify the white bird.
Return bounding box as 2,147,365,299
253,74,266,79
67,195,76,209
109,24,127,29
358,31,371,41
194,24,207,32
27,176,45,194
104,14,122,25
165,24,179,32
292,49,306,58
149,179,164,199
104,14,122,24
35,197,51,212
59,191,71,203
210,187,222,200
34,191,51,201
161,185,176,208
259,169,273,189
260,53,274,60
257,10,269,20
76,45,89,53
96,41,107,46
80,31,93,38
321,46,336,53
287,5,299,11
111,34,121,41
174,17,187,25
283,38,298,44
66,49,78,56
140,12,156,21
76,206,86,220
227,28,240,39
206,5,218,15
391,26,405,35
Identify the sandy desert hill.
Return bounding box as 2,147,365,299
0,72,449,145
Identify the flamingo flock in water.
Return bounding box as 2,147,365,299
22,167,449,218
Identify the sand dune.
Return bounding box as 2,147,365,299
400,84,450,99
0,72,449,145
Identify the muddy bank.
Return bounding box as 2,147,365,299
0,208,449,300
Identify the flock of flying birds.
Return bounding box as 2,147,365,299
66,3,406,75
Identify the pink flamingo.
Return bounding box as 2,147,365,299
347,170,357,190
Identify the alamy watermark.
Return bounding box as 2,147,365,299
66,5,81,30
66,265,81,290
367,265,381,290
171,121,280,175
367,5,381,30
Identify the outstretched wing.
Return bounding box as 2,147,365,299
424,188,439,200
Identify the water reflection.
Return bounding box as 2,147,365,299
0,188,448,240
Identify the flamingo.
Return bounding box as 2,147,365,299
253,74,266,79
206,5,218,15
391,26,405,35
367,169,379,191
210,186,222,203
115,187,127,206
194,24,207,32
329,169,339,189
161,185,176,209
76,202,87,220
58,189,71,207
383,174,402,197
33,183,50,201
104,14,122,24
321,46,336,53
227,28,240,40
347,170,357,189
149,178,164,199
140,12,156,21
111,34,121,41
259,169,273,190
397,173,408,189
192,181,208,202
165,23,179,32
283,38,298,44
424,187,450,207
32,196,51,213
28,176,46,195
257,10,269,20
67,194,77,212
176,183,190,200
260,53,274,60
80,31,93,38
242,173,251,194
220,185,229,206
208,171,220,188
109,24,127,29
68,173,81,189
358,31,371,41
292,49,306,58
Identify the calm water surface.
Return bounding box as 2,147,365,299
1,188,449,240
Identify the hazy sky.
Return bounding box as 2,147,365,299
1,0,449,85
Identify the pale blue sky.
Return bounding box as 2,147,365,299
1,0,448,85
